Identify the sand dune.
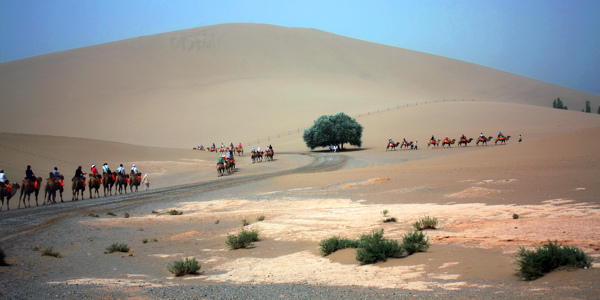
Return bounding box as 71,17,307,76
1,23,598,148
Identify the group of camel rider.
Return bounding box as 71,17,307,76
250,144,273,154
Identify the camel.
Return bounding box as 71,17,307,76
44,174,64,204
441,139,456,148
400,141,413,149
115,173,128,194
495,135,511,145
102,173,115,197
129,171,141,192
1,182,21,211
217,162,225,177
386,142,400,151
476,136,493,146
427,139,441,148
251,151,263,163
71,177,85,201
88,175,101,199
264,150,274,161
19,177,42,208
458,138,473,147
236,147,244,156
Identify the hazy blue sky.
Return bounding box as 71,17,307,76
1,0,599,94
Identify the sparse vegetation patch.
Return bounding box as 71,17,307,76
356,229,404,264
516,240,594,281
383,217,397,223
87,213,99,218
226,228,260,249
319,236,360,256
169,209,183,215
123,212,130,218
41,247,61,258
512,213,519,219
413,216,438,230
257,215,265,221
402,231,430,255
168,257,201,276
105,243,130,254
0,248,6,266
106,212,116,216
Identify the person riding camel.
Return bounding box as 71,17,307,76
218,154,226,168
461,134,466,141
131,164,139,175
480,133,485,141
73,166,86,185
498,132,504,139
52,167,63,186
269,144,273,152
251,146,255,153
444,136,449,143
239,143,242,148
0,169,8,187
389,139,394,145
403,138,407,144
116,164,125,176
26,165,37,183
91,164,100,178
102,163,111,174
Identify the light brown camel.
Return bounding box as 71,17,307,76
44,173,64,204
19,177,42,208
1,182,21,211
427,139,441,148
217,162,225,177
115,173,128,194
71,177,85,201
458,138,473,147
386,142,400,151
102,173,115,197
441,139,456,148
494,135,511,145
129,171,141,192
88,175,101,199
476,136,493,146
236,147,244,156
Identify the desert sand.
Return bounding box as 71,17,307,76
1,23,599,299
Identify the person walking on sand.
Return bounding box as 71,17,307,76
142,173,150,190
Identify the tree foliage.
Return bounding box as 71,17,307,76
585,100,591,113
303,112,363,150
552,98,568,110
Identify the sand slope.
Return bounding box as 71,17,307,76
1,23,599,148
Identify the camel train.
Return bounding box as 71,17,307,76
388,134,511,150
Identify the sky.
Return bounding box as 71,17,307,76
1,0,599,95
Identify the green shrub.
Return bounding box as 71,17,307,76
355,229,404,264
257,215,265,222
512,213,519,219
0,248,6,266
383,217,397,223
169,210,183,215
402,231,430,255
123,212,130,218
142,238,148,244
151,210,159,214
381,209,389,216
319,236,360,256
242,219,250,226
105,243,130,254
226,229,260,249
87,213,99,217
214,220,220,224
413,216,438,230
167,257,201,276
516,240,594,281
41,247,61,258
106,212,116,216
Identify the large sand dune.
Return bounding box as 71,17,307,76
1,23,599,148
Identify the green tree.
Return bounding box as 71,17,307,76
303,112,363,150
598,105,600,114
585,100,591,113
552,98,568,110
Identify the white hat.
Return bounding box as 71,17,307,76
92,164,95,167
133,164,136,167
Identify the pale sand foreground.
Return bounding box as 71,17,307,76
1,125,599,298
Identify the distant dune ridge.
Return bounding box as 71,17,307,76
1,23,599,149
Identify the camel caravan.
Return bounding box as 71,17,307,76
387,132,514,151
0,163,149,212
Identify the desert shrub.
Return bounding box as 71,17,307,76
167,257,201,276
516,240,594,281
151,210,159,214
87,213,99,217
381,209,389,216
242,219,250,226
169,209,183,215
319,236,360,256
226,229,259,249
214,220,220,224
413,216,438,230
257,215,265,221
383,217,397,223
0,248,6,266
105,243,130,254
41,247,61,258
513,213,519,219
402,231,430,255
142,238,148,244
123,212,130,218
356,229,404,264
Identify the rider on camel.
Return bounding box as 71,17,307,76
72,166,86,182
498,132,504,139
480,133,485,141
26,165,36,183
461,134,466,141
91,164,99,178
389,139,394,146
102,163,111,174
0,169,8,187
52,167,63,185
116,164,125,176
